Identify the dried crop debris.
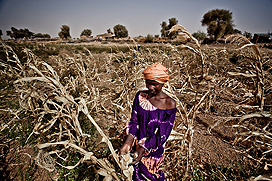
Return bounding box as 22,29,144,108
1,26,272,180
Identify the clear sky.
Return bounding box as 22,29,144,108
0,0,271,40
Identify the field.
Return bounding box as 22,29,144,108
1,28,272,180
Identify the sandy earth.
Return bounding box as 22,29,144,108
1,42,271,180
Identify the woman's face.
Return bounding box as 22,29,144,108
145,79,163,95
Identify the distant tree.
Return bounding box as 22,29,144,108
145,34,153,43
160,21,168,37
168,18,178,39
107,28,113,34
9,27,19,39
224,25,234,35
80,29,92,36
22,28,34,38
201,9,234,41
35,33,43,38
154,35,159,39
233,29,242,34
243,31,252,39
0,29,2,39
6,31,12,38
6,27,34,39
113,24,128,38
192,30,207,40
35,33,51,38
43,34,51,38
58,25,71,39
160,18,178,39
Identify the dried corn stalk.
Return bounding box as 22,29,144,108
2,26,269,180
226,34,265,110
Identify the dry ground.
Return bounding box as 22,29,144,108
1,41,272,180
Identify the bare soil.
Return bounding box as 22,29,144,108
193,113,242,166
1,140,58,180
1,42,271,180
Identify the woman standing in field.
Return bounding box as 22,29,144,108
120,62,176,181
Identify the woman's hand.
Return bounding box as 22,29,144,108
120,143,131,155
131,147,145,165
119,134,134,155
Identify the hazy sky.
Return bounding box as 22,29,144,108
0,0,271,40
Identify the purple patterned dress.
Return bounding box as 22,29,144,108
127,91,177,181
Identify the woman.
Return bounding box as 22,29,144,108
120,62,176,181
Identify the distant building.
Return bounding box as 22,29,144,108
94,33,114,41
133,36,146,43
80,35,93,41
252,33,272,43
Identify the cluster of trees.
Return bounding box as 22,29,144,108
192,31,207,41
201,9,235,40
1,9,254,42
80,28,113,37
34,33,51,38
80,29,92,36
2,27,51,39
79,25,127,39
6,27,34,39
160,18,178,39
1,24,129,40
200,9,253,41
242,31,253,39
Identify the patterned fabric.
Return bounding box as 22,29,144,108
127,91,177,181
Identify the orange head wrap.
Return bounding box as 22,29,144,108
142,62,169,84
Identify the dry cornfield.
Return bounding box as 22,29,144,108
1,25,272,180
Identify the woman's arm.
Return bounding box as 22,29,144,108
119,92,140,155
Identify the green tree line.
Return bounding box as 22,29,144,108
1,9,254,41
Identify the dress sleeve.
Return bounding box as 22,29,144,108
141,108,176,152
126,92,140,137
